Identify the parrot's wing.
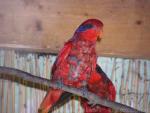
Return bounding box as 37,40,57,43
96,64,116,101
48,92,73,113
51,41,72,75
96,64,110,82
47,41,73,112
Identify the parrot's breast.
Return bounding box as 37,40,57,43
65,40,97,87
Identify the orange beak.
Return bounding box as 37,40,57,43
97,36,101,42
97,30,103,42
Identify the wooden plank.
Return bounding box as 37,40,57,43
143,61,148,113
0,0,150,59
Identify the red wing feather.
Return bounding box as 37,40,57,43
51,41,72,75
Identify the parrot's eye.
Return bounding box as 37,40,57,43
77,24,93,32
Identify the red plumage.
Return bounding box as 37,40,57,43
38,19,103,113
81,64,116,113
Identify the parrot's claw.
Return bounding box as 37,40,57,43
88,100,97,107
79,86,87,96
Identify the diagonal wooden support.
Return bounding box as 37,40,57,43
0,66,145,113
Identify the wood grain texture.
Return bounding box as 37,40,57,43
0,0,150,59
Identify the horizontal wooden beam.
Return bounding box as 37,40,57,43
0,0,150,59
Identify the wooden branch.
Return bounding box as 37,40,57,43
0,66,144,113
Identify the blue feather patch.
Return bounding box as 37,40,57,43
77,24,93,32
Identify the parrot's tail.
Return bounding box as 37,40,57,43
49,92,73,113
38,88,63,113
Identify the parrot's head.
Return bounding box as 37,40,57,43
75,19,103,42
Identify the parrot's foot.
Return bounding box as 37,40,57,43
81,87,88,96
88,100,97,107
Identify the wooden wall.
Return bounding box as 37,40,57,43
0,0,150,59
0,50,149,113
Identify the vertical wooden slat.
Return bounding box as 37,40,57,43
111,58,117,87
120,59,125,104
0,51,3,113
11,54,15,113
4,51,12,113
18,56,22,113
147,61,150,113
1,79,4,113
77,97,81,113
124,60,131,105
36,55,43,111
14,53,19,113
143,61,148,113
63,100,66,113
135,60,140,108
24,56,27,113
130,60,135,107
0,77,2,113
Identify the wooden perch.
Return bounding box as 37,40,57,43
0,66,144,113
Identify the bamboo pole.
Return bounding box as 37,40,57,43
4,51,13,113
143,62,148,113
125,60,131,105
77,97,82,113
130,60,135,107
120,60,124,104
72,96,75,113
135,60,140,109
111,58,116,85
0,78,2,113
1,80,4,113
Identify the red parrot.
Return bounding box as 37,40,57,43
47,64,116,113
38,19,103,113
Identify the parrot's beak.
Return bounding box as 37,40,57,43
97,30,103,42
97,36,102,42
